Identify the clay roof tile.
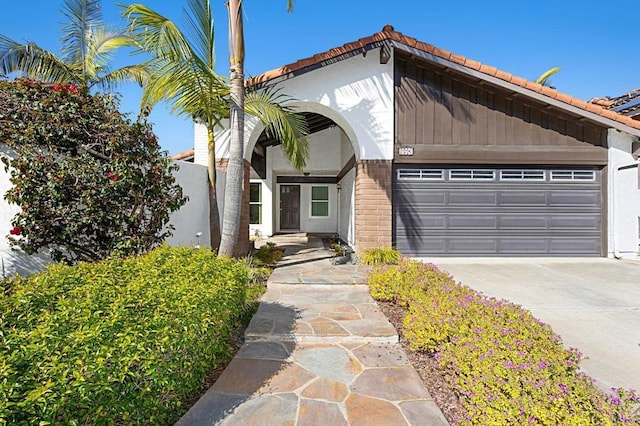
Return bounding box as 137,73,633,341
247,25,640,131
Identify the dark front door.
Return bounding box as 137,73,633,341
280,185,300,230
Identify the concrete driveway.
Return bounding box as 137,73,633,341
419,258,640,392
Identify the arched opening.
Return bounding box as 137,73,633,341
246,108,358,246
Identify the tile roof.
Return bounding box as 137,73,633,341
590,89,640,118
247,25,640,132
171,149,194,161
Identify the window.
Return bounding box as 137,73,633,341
450,169,495,180
550,170,596,181
249,183,262,224
311,186,329,217
397,169,444,180
500,170,545,181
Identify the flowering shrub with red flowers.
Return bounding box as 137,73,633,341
0,79,186,263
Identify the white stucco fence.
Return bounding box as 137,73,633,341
0,145,52,278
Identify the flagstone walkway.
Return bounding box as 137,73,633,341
177,234,448,425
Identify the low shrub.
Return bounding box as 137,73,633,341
359,247,401,266
368,259,640,424
0,246,249,424
252,242,284,266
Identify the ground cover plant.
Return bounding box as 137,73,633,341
359,247,401,266
251,241,285,267
0,79,185,263
0,246,251,424
368,259,640,425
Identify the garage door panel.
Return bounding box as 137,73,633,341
498,192,548,206
498,239,548,253
498,216,547,229
548,216,600,230
448,192,497,205
396,237,445,254
396,215,446,229
548,192,601,206
396,189,446,205
448,239,498,253
393,167,602,257
447,215,497,228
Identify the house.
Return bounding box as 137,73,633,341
192,25,640,258
591,89,640,121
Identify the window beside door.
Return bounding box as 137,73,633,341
250,183,262,224
310,186,329,217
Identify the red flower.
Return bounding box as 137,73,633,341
106,171,119,181
21,205,27,211
67,84,79,94
9,226,22,236
53,84,63,92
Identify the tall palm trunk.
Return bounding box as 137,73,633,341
219,0,245,257
207,126,221,249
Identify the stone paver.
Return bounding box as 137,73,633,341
177,234,448,425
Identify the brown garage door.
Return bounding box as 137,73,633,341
393,166,603,256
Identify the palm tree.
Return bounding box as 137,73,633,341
124,0,307,253
218,0,299,257
535,67,561,89
0,0,145,90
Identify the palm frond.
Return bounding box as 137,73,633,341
245,88,309,171
123,4,193,63
287,0,295,12
60,0,102,65
535,67,561,87
183,0,216,69
83,26,137,83
95,64,149,90
141,58,227,119
0,35,76,82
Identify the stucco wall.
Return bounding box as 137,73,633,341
338,168,356,246
270,126,343,174
607,129,640,258
193,47,395,165
165,161,211,248
0,145,52,277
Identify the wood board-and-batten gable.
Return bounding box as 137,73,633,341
394,52,608,165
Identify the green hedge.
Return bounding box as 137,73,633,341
369,259,640,425
0,246,249,425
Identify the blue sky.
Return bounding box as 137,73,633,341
1,1,637,155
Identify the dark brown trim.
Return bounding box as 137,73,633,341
393,144,608,166
277,176,338,184
337,155,356,181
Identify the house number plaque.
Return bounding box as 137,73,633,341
398,146,414,156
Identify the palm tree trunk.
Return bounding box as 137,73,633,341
207,127,221,250
219,0,245,258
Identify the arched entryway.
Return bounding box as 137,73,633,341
244,105,360,246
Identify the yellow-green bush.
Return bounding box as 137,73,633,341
359,247,401,266
368,260,640,425
0,246,249,424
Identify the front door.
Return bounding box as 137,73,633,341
280,185,300,230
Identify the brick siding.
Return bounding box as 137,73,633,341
354,160,393,251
